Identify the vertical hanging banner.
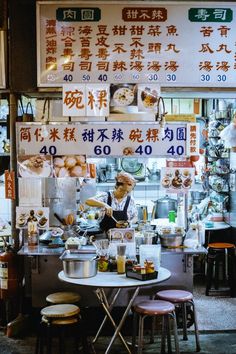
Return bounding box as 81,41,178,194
186,123,200,156
4,170,15,200
37,1,236,87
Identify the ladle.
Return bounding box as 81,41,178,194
111,215,119,223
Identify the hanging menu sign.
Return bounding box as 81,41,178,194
37,1,236,87
16,122,199,158
0,31,6,88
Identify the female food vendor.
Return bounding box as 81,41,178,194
85,172,138,233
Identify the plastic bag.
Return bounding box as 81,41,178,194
184,224,199,248
219,123,236,148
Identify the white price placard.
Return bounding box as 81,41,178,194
37,2,236,87
16,122,199,158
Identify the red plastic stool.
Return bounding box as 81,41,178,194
132,300,180,354
206,243,235,296
155,290,200,352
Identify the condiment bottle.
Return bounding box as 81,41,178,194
116,244,126,274
168,210,176,223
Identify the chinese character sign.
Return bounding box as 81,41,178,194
16,122,198,157
63,83,110,116
37,2,236,87
186,123,200,156
4,170,15,199
63,84,86,116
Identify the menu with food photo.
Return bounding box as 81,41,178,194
18,155,53,178
109,228,134,242
160,167,195,193
110,84,137,107
16,207,49,230
138,84,160,112
53,155,87,178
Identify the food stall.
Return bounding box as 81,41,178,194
2,1,233,308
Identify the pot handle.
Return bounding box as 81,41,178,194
92,255,100,261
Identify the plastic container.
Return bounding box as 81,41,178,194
139,244,161,271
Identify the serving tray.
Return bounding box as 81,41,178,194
126,270,158,281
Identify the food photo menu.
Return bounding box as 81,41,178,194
160,167,195,193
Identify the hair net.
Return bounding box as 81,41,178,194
115,172,136,186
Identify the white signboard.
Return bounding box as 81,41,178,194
37,1,236,87
63,83,110,116
0,31,6,89
16,122,198,158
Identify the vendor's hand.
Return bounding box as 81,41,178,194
104,205,113,217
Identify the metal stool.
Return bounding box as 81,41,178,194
132,300,180,354
35,304,87,354
46,291,81,305
155,290,200,352
206,242,235,297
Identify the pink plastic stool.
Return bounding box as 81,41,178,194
132,299,180,354
156,289,200,352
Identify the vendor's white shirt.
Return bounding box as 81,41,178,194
96,191,138,222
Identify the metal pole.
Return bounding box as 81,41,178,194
9,93,19,250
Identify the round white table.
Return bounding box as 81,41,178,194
58,267,170,288
59,267,171,354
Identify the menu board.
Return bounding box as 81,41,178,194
37,1,236,87
0,31,6,88
16,122,199,158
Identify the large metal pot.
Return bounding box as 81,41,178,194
152,196,177,219
60,250,98,278
159,234,183,248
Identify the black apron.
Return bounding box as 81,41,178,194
99,192,131,232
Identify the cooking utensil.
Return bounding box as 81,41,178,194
111,215,118,223
54,213,66,225
159,234,183,248
60,250,98,278
116,220,129,228
152,196,177,219
109,215,129,228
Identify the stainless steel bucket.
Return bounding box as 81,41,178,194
60,250,98,278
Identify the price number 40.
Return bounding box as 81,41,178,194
39,146,57,155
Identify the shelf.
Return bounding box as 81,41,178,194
97,181,160,187
0,153,10,157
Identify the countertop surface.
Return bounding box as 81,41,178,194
0,224,11,238
204,221,231,231
17,244,206,256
